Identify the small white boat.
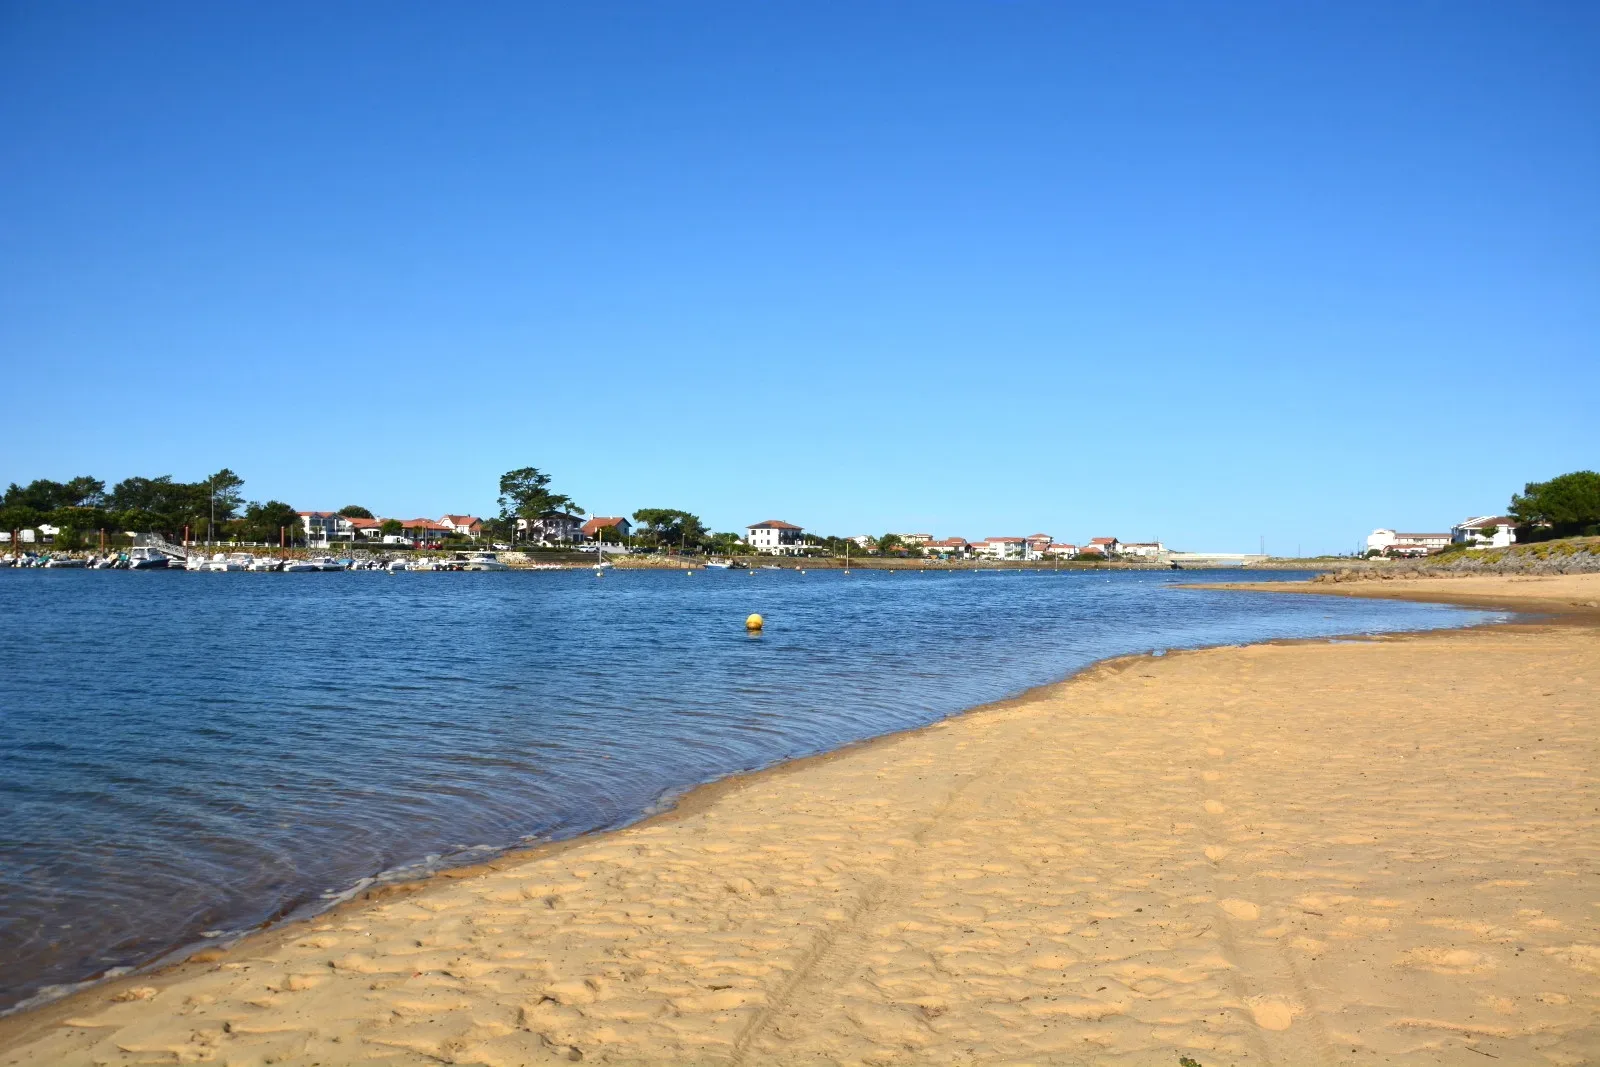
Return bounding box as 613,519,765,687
183,553,208,571
282,559,318,573
309,556,346,572
44,556,87,568
205,552,247,572
247,556,280,572
386,559,410,573
461,551,509,572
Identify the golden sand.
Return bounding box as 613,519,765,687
2,574,1596,1065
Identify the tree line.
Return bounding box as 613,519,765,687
0,470,301,548
1510,470,1600,539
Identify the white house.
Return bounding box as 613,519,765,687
1452,516,1517,549
927,537,971,557
974,537,1026,560
849,535,877,550
298,511,356,547
894,533,934,547
1119,541,1166,559
518,511,585,545
746,520,805,554
1044,543,1079,558
1024,534,1053,560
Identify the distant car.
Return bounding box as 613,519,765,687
491,542,511,551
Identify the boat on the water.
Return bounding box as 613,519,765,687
310,556,346,572
461,551,509,572
205,553,248,572
281,559,318,573
44,556,86,568
247,556,280,572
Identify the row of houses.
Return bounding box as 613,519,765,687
293,508,1168,560
300,511,651,548
1364,515,1518,558
298,512,486,547
845,533,1164,561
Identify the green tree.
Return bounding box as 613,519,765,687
497,467,583,536
238,501,301,543
0,503,43,538
339,505,374,519
380,519,404,536
3,476,106,511
1510,471,1600,538
204,469,246,525
706,531,750,555
876,533,904,554
631,508,708,551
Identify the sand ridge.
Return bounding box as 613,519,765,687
1,575,1597,1065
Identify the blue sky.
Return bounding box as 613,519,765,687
2,2,1595,553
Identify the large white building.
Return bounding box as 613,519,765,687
1366,529,1451,556
746,520,805,554
1451,516,1517,549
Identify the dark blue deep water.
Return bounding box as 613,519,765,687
0,567,1498,1010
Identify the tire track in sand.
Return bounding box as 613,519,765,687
1197,717,1338,1067
726,751,1002,1064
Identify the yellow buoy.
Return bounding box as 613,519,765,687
746,613,764,631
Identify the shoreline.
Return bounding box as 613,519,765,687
3,574,1596,1063
0,572,1341,1022
0,573,1452,1024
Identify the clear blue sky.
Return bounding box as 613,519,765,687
2,2,1595,553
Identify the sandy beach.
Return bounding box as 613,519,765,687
2,574,1596,1066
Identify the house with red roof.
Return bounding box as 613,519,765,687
439,514,483,539
399,518,452,546
580,516,633,542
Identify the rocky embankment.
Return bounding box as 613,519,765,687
1314,537,1600,582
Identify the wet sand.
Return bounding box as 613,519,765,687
2,574,1596,1065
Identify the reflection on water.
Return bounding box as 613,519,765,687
0,568,1495,1010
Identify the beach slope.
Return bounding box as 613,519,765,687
2,576,1596,1065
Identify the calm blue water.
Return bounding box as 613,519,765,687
0,567,1498,1011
